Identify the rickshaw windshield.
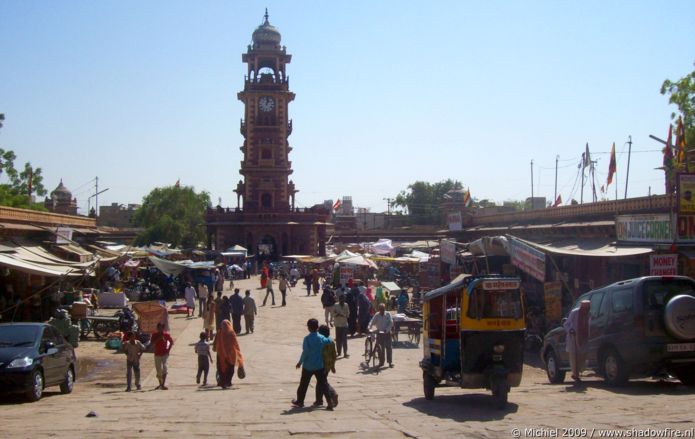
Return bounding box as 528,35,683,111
467,289,522,320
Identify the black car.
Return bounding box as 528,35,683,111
542,276,695,386
0,323,77,401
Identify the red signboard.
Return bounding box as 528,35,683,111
650,254,678,276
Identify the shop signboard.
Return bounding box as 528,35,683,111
650,254,678,276
678,173,695,215
615,214,672,243
56,227,73,244
447,212,462,231
544,281,563,322
440,239,457,265
339,265,354,285
509,237,546,282
677,215,695,243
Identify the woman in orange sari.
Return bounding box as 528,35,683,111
214,319,244,389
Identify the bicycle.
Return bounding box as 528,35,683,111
363,330,385,368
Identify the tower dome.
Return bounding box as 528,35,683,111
51,179,73,201
252,9,281,46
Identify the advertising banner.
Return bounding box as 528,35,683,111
677,215,695,243
447,212,462,231
509,237,546,282
440,239,457,265
544,281,563,322
56,227,73,244
650,254,678,276
678,173,695,215
339,265,354,285
615,214,672,243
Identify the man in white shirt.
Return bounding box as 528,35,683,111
184,283,197,318
368,303,394,368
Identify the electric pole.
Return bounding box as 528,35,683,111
383,197,393,229
624,135,632,200
554,155,559,204
530,160,534,206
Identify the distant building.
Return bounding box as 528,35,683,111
44,180,78,216
525,197,547,210
98,203,140,227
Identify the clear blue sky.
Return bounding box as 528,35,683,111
1,1,693,214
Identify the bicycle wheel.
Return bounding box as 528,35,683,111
92,321,110,339
80,319,92,339
372,341,383,368
364,337,373,362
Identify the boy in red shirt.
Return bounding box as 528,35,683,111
151,322,174,390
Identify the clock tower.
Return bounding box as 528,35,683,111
235,10,298,212
205,11,330,258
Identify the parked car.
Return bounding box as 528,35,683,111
0,323,77,401
542,275,695,386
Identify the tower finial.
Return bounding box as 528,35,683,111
264,8,269,24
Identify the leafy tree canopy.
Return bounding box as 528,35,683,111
393,179,463,225
0,147,47,211
133,185,211,248
661,62,695,146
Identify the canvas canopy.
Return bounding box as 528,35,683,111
508,235,653,258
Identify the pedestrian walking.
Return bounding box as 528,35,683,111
217,296,231,332
215,268,225,294
122,331,145,392
184,283,197,318
291,318,334,410
358,289,373,334
564,300,590,384
202,299,216,339
194,331,213,386
213,320,244,389
214,291,224,331
197,284,208,317
321,287,336,327
263,275,275,306
314,324,338,408
368,304,394,368
230,289,244,334
311,269,320,295
346,281,358,336
279,274,290,306
242,290,257,334
304,272,312,296
151,322,174,389
332,294,350,357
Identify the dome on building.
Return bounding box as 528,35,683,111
51,179,73,201
252,10,281,46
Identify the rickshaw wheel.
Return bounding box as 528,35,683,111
491,377,508,409
423,372,436,400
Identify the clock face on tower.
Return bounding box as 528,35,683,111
258,96,275,112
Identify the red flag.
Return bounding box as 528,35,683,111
332,198,341,211
553,194,562,207
606,142,617,186
463,189,471,207
676,116,687,171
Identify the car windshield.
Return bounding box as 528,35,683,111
0,326,40,348
643,279,695,310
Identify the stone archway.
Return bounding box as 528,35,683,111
258,234,278,262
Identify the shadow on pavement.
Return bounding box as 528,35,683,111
403,394,518,421
571,378,691,396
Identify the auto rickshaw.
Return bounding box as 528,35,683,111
420,274,525,408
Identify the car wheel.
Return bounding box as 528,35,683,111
60,367,74,394
545,349,566,384
26,369,44,402
602,348,628,386
423,372,435,400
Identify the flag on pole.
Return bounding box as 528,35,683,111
675,116,687,172
463,189,471,207
606,142,617,186
553,194,562,207
332,198,342,211
583,143,591,169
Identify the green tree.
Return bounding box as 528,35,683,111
661,63,695,147
0,147,48,211
393,179,463,224
133,185,211,248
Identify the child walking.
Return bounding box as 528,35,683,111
194,331,213,386
122,331,145,392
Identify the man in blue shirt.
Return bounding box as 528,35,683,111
292,318,334,410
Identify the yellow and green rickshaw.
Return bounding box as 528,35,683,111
420,274,525,408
